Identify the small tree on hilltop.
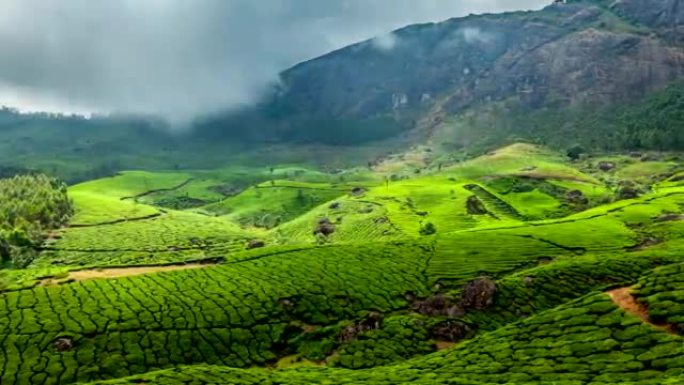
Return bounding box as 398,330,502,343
566,144,585,161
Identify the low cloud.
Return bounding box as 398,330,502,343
0,0,548,126
460,27,497,45
372,32,399,51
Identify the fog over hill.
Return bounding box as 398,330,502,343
0,0,547,125
0,0,682,181
1,3,684,385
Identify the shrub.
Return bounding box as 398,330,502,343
419,222,437,236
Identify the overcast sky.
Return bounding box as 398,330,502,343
0,0,547,124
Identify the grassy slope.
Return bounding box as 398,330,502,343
0,144,683,384
2,144,672,282
200,181,352,228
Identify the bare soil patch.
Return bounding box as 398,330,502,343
607,287,675,333
608,287,651,321
435,341,456,350
41,263,214,285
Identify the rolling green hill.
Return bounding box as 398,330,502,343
0,143,682,384
1,1,683,183
0,0,682,382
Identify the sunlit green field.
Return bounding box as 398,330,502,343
0,144,683,385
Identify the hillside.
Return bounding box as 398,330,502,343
0,144,682,384
1,0,683,383
244,0,684,148
1,0,683,183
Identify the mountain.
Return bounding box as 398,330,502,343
0,0,683,181
219,0,684,147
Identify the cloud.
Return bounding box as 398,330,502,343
460,27,496,45
371,32,399,51
0,0,548,126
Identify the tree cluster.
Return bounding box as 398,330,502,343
0,174,73,268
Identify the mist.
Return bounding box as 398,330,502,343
0,0,548,126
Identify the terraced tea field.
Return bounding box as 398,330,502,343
1,144,683,385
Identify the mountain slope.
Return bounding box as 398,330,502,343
242,0,684,147
1,0,683,181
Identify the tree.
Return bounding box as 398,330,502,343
566,144,585,161
0,174,73,268
296,189,307,206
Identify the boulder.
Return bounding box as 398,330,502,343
617,185,640,200
460,277,497,310
566,189,589,205
374,216,389,224
279,298,296,311
246,239,265,250
413,294,450,316
340,312,383,342
597,161,616,172
445,305,466,318
629,237,662,251
313,218,335,236
431,320,471,342
538,256,554,264
54,337,74,352
656,214,684,222
350,187,367,196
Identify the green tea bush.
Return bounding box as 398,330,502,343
299,314,437,369
0,242,431,384
419,222,437,236
32,210,256,268
634,263,684,331
464,252,681,331
80,292,684,385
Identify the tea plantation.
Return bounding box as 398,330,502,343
80,291,684,385
0,144,683,384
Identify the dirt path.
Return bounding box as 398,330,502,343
607,287,674,333
41,263,215,286
608,287,651,321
